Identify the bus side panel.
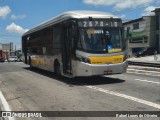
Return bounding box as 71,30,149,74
30,55,62,72
24,26,63,73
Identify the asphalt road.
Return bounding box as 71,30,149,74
0,62,160,120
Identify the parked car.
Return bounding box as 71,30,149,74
134,47,156,57
8,56,18,62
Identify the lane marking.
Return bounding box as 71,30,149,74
128,66,160,70
86,86,160,109
127,71,160,77
127,69,160,73
0,90,15,120
134,79,160,85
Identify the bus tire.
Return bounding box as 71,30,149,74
54,60,61,76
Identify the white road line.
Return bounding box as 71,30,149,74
0,90,15,120
127,69,160,73
134,79,160,85
127,71,160,77
128,66,160,70
86,86,160,109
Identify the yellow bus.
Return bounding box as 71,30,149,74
22,10,128,78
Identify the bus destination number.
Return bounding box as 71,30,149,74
78,20,120,27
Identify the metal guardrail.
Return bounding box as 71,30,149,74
128,61,160,68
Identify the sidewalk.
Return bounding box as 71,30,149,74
127,54,160,67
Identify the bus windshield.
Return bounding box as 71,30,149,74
77,27,123,53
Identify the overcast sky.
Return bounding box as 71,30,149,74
0,0,160,49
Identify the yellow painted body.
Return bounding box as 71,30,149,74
31,58,45,67
108,49,122,53
89,55,124,64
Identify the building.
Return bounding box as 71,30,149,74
1,42,14,60
2,42,13,52
123,8,160,57
123,16,157,57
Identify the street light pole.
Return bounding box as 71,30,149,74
10,42,11,56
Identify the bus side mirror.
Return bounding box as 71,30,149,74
71,20,78,44
72,28,78,42
71,28,78,57
71,20,77,26
71,20,78,58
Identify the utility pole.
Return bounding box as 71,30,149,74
15,45,16,56
10,42,11,56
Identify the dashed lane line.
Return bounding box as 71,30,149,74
128,65,160,71
127,69,160,73
127,68,160,76
134,79,160,85
127,71,160,77
86,86,160,110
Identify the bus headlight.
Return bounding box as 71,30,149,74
77,56,91,64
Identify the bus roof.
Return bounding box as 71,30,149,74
23,10,119,36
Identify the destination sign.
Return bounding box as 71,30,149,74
78,19,122,27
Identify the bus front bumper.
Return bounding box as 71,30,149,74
75,61,128,77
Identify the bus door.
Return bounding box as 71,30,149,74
62,25,72,75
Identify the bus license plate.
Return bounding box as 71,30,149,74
104,70,113,75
